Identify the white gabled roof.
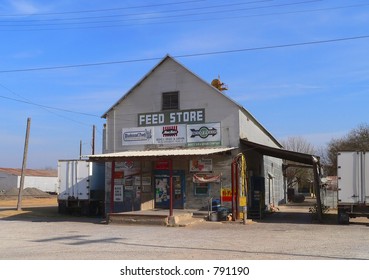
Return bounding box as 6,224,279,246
102,54,282,148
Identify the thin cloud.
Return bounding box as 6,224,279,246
12,50,43,59
232,83,324,102
8,0,43,14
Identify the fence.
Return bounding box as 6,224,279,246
320,189,337,209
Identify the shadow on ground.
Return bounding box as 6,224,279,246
258,210,338,225
2,202,367,227
0,206,105,224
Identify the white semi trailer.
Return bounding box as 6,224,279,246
57,160,105,216
337,151,369,224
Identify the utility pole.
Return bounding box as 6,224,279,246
79,140,82,159
92,125,95,155
17,117,31,211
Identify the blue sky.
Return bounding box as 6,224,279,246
0,0,368,169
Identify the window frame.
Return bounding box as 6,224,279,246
162,91,179,111
194,182,209,196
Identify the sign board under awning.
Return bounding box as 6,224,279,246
193,174,221,183
189,159,212,172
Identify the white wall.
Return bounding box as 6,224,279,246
104,57,241,152
0,172,18,191
0,172,58,193
239,110,280,148
24,176,58,193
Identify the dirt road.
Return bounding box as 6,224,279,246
0,198,368,260
0,197,57,207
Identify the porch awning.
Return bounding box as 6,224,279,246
240,139,319,165
87,147,237,162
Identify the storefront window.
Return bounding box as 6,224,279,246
194,182,209,196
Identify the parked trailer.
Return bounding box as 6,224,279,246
58,160,105,216
337,151,369,224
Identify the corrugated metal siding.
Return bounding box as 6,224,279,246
263,156,284,206
89,147,236,159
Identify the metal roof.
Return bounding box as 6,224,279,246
87,147,237,161
241,139,319,165
0,168,57,177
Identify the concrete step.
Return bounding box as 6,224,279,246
108,213,168,226
107,211,205,227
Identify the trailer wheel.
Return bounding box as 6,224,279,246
338,209,349,225
81,203,90,216
58,201,67,214
89,203,100,216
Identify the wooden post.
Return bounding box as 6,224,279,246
79,140,82,159
17,118,31,211
110,161,115,214
92,125,95,155
313,160,323,222
169,159,173,217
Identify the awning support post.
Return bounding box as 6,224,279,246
110,161,115,214
169,158,173,218
312,159,323,222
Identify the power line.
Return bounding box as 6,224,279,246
0,0,318,28
1,35,369,74
175,35,369,58
0,0,206,17
0,0,272,24
0,82,101,128
0,91,100,118
1,2,366,32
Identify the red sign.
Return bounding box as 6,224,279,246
113,171,124,179
155,160,170,170
221,187,232,202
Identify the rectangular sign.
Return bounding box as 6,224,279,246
134,176,152,186
138,109,205,126
155,160,170,170
122,127,153,146
114,185,123,202
189,159,213,172
221,187,232,202
153,124,186,145
187,122,221,146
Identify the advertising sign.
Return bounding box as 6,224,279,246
153,124,186,145
189,159,213,172
134,176,152,186
221,187,232,202
187,123,221,146
122,127,153,146
114,185,123,202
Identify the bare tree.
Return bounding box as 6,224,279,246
324,123,369,175
281,136,316,192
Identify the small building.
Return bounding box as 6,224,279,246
0,167,58,193
88,55,322,220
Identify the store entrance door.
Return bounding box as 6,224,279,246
154,170,185,209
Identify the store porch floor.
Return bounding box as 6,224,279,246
107,209,209,227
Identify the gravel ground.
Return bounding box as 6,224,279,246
0,204,368,260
